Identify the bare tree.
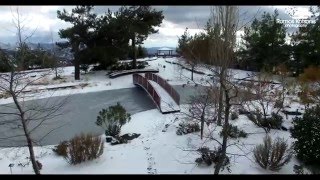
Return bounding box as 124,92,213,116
243,72,286,119
187,86,219,139
204,6,240,174
50,29,60,79
0,8,68,175
176,6,255,174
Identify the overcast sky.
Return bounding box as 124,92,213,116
0,6,314,48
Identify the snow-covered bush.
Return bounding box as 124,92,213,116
267,113,283,129
80,64,89,74
53,141,68,157
176,121,200,135
65,134,104,165
291,105,320,165
219,125,247,138
230,111,239,120
95,102,131,137
247,111,283,133
36,161,42,170
195,146,230,169
253,135,292,171
0,91,10,99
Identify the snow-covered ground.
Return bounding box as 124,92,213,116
0,105,302,174
0,57,254,105
0,56,308,174
0,58,185,104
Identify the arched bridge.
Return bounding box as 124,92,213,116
133,73,180,114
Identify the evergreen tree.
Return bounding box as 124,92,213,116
291,105,320,165
238,10,289,72
115,6,164,68
137,45,147,58
57,6,97,80
291,6,320,75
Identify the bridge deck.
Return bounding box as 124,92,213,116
148,80,180,113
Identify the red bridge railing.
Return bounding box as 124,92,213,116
145,73,180,105
133,73,161,109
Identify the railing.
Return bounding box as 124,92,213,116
133,73,161,110
109,69,159,78
145,73,180,105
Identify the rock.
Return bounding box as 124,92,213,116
165,124,169,128
106,136,113,143
238,109,251,115
110,139,120,145
282,110,302,116
281,126,288,131
195,158,203,164
120,133,141,141
176,129,183,135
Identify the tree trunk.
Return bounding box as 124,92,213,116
217,72,224,126
132,36,137,69
10,74,40,174
200,113,205,140
24,128,40,175
73,43,80,80
214,87,230,175
74,60,80,80
191,65,194,81
55,66,58,78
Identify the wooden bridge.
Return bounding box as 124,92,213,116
133,73,180,114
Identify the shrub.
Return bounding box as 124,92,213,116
266,113,283,129
291,105,320,165
80,64,89,73
105,124,121,137
0,91,10,99
36,160,42,170
247,111,283,132
274,100,284,109
219,125,247,138
176,121,200,135
52,141,68,157
195,146,230,169
239,108,251,115
95,102,131,137
65,134,104,165
52,76,63,80
92,65,105,71
253,135,292,171
230,111,239,120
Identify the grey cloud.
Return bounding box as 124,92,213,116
153,6,294,30
0,6,314,47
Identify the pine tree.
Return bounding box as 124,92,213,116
115,6,164,68
291,105,320,165
57,6,97,80
291,6,320,75
238,10,289,72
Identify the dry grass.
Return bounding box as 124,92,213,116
0,91,10,99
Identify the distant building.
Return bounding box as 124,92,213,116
157,47,174,57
